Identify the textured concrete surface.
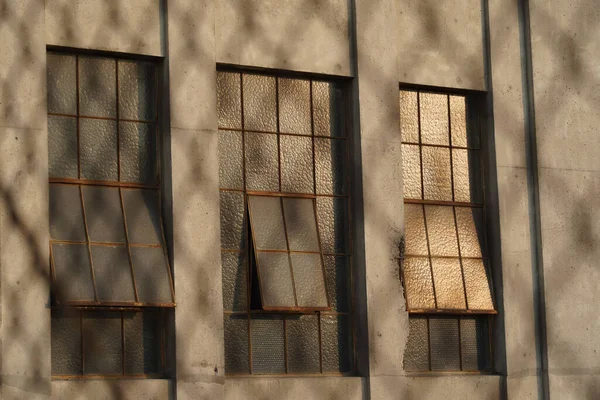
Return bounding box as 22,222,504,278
372,375,502,399
45,0,162,56
52,380,171,400
224,377,365,400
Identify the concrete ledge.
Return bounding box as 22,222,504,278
51,379,172,400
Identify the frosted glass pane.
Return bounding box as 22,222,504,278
400,90,419,143
47,53,77,115
403,204,428,256
256,252,295,307
220,191,246,250
425,205,459,257
449,95,467,147
420,92,448,145
49,184,86,241
52,243,94,302
118,60,156,121
131,247,172,304
453,149,481,203
403,257,435,309
82,186,126,243
315,138,346,195
221,251,247,311
91,246,135,302
82,311,122,374
217,72,242,129
280,135,313,194
321,315,352,372
431,258,466,309
245,132,279,191
79,118,118,181
455,207,483,257
461,317,490,371
287,316,320,373
51,310,82,375
290,253,328,308
317,197,349,254
279,78,311,135
123,311,162,374
401,144,422,199
324,255,350,312
218,130,244,190
429,318,460,370
79,56,116,118
313,81,332,136
122,189,162,245
224,315,250,374
422,146,452,201
462,259,494,310
242,74,276,132
404,317,429,371
247,196,286,250
282,197,319,252
48,115,78,179
251,317,285,374
119,122,157,185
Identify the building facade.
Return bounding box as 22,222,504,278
1,0,598,399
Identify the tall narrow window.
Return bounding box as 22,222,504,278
218,71,354,375
400,88,495,372
48,52,173,377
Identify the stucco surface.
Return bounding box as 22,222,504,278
373,375,502,400
224,377,365,400
51,380,171,400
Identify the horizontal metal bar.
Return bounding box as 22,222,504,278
219,247,351,258
407,309,497,315
52,373,166,380
50,178,159,190
48,112,156,125
401,141,480,151
52,301,176,308
256,249,321,255
224,371,354,378
50,239,163,249
402,254,487,261
223,310,349,316
218,127,348,140
220,187,350,198
404,198,484,208
261,306,331,313
247,191,316,198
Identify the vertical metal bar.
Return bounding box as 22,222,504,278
116,59,121,181
453,206,470,310
121,311,125,375
457,317,463,371
80,310,84,375
119,187,139,302
426,316,432,371
160,308,166,374
79,185,99,302
76,54,81,179
310,81,316,195
283,318,289,374
318,313,323,373
417,91,425,200
421,204,438,309
280,197,299,307
276,77,282,192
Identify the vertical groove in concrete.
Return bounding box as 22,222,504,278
517,1,550,399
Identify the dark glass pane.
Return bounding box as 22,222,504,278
403,317,429,371
79,118,118,181
123,311,162,374
47,53,77,115
218,130,244,190
245,132,279,191
122,189,162,245
79,56,117,118
256,252,295,308
323,255,350,312
118,60,156,121
247,195,286,250
321,314,352,372
290,253,327,308
82,186,126,243
217,72,242,129
51,310,81,375
91,246,135,302
453,149,482,203
316,197,349,254
449,95,467,147
242,74,276,132
280,135,313,194
52,243,95,302
315,138,346,195
224,314,249,374
455,207,483,258
286,315,320,373
48,116,78,179
278,78,311,135
221,251,247,311
220,191,246,250
429,317,460,371
119,122,157,185
49,184,86,241
282,197,319,252
312,81,344,137
82,311,122,375
131,247,172,304
460,317,491,371
251,317,285,374
462,258,494,311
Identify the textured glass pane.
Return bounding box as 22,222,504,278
217,72,242,129
118,60,156,121
247,195,286,250
455,207,483,258
420,92,449,145
218,130,243,189
317,197,349,254
279,78,311,135
399,90,419,143
290,254,328,308
47,53,77,114
242,74,276,132
119,122,157,185
453,149,481,203
286,316,320,373
321,315,352,372
122,189,162,245
256,252,295,307
449,95,467,148
280,135,313,194
48,116,78,179
79,118,118,181
315,138,346,195
83,311,122,374
221,251,247,311
401,144,422,199
51,310,82,375
425,205,459,257
461,317,490,371
282,197,319,252
82,186,126,243
429,317,460,370
131,247,172,304
49,184,86,241
251,317,285,374
52,243,94,302
312,81,344,137
123,311,161,374
402,257,435,309
430,258,466,309
422,146,452,201
79,56,116,118
220,191,246,250
245,132,279,191
91,246,135,302
324,255,350,312
404,317,429,371
224,314,250,374
462,259,494,310
403,204,428,256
